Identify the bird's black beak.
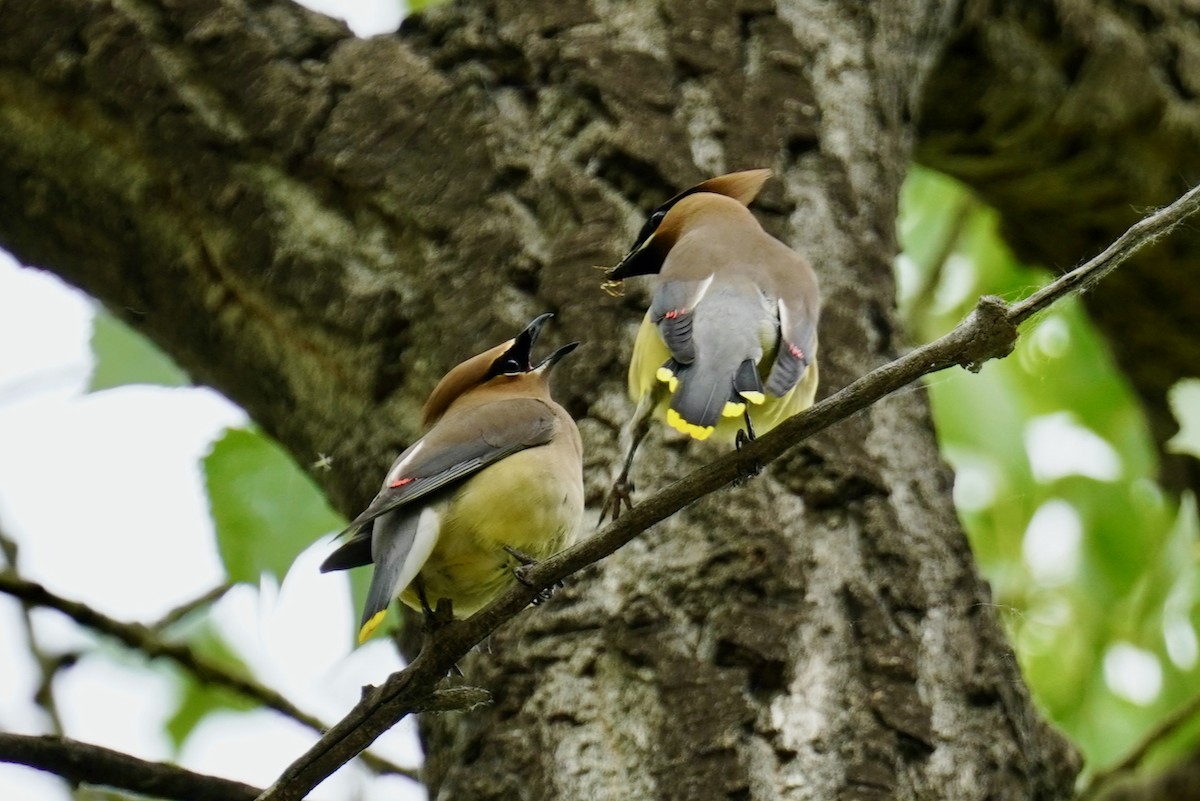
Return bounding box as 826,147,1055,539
535,340,581,373
607,240,660,282
508,312,553,370
606,207,673,282
504,313,578,374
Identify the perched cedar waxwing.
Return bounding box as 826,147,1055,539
321,314,584,643
600,169,820,518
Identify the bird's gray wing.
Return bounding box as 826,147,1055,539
650,275,715,364
764,296,818,396
320,399,557,572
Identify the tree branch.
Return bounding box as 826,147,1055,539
0,732,261,801
150,583,234,632
1077,690,1200,801
1009,184,1200,325
0,524,66,735
256,183,1200,800
0,572,418,782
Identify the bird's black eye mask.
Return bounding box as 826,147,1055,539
626,183,711,255
483,313,554,378
604,187,708,286
631,209,667,253
486,354,526,378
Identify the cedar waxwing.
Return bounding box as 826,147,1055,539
321,314,584,643
600,169,820,518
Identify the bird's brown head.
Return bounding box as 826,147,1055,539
421,313,579,426
603,168,771,287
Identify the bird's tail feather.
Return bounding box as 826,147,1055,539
665,363,736,441
320,528,373,572
358,511,422,643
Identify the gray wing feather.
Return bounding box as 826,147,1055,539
764,298,817,396
357,510,420,629
650,275,714,364
331,399,557,541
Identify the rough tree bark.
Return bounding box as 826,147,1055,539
5,0,1170,797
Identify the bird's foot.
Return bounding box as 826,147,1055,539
504,546,561,604
417,580,454,631
597,477,635,527
420,597,454,633
529,578,564,605
433,597,455,626
416,581,435,625
503,545,537,566
416,596,458,672
734,426,764,483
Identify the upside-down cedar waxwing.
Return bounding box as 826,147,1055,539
321,314,584,643
599,169,820,519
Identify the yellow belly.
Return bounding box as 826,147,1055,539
398,447,583,618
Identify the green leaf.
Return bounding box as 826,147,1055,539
1167,379,1200,459
898,165,1195,772
164,622,257,748
88,308,189,391
204,427,343,585
167,675,256,749
407,0,449,12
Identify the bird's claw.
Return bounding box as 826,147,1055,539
431,598,455,628
526,574,564,605
504,545,536,566
416,581,453,630
734,428,764,483
506,546,562,605
598,478,635,527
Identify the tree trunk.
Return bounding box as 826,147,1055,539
0,0,1088,798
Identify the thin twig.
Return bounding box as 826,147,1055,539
0,732,261,801
0,525,66,736
150,582,234,631
1076,690,1200,801
1009,184,1200,325
255,184,1200,801
0,572,419,782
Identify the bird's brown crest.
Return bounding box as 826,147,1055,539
421,339,513,428
693,168,772,207
655,191,760,245
604,169,772,284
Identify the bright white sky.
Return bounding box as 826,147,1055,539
0,4,427,800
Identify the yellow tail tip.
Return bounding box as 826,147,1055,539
722,401,746,418
739,390,766,405
655,367,678,392
666,409,714,441
358,610,387,644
